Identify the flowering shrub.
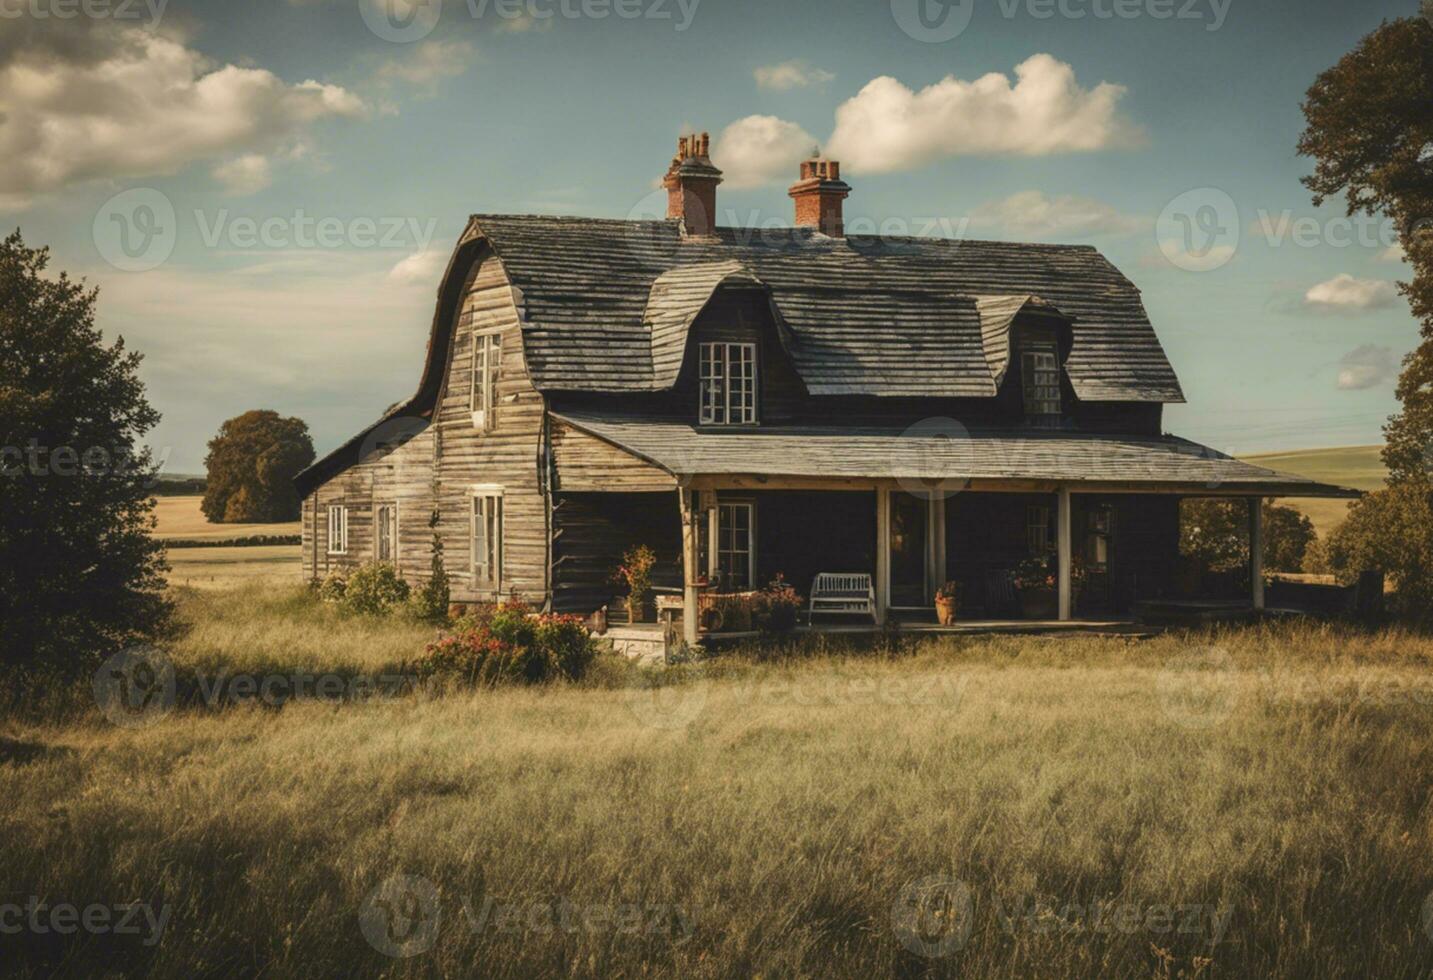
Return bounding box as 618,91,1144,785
416,599,598,685
342,562,411,615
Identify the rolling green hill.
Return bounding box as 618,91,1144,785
1237,445,1385,538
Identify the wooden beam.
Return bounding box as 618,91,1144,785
679,488,700,647
1057,487,1072,622
874,487,890,626
1250,496,1265,611
684,474,1355,498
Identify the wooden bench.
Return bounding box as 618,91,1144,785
808,573,877,622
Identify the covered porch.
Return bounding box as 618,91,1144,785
547,411,1362,645
673,480,1278,646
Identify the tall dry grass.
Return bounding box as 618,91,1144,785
3,586,1433,977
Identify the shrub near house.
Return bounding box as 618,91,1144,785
417,600,598,684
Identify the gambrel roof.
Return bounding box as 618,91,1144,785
469,214,1185,402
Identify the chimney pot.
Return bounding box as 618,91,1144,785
663,131,723,237
789,155,851,238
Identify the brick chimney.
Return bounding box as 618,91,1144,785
663,133,723,237
789,157,851,237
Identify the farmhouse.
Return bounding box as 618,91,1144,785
294,135,1357,642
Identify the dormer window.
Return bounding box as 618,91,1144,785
699,342,757,425
1021,340,1061,423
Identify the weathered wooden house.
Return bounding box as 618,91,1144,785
295,134,1356,641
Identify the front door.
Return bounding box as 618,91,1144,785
889,491,930,607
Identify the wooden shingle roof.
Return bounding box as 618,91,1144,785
471,214,1186,403
553,412,1362,497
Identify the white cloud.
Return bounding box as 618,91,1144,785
1304,274,1399,313
212,154,272,196
377,39,474,92
754,60,834,91
1378,243,1407,263
388,248,448,285
711,115,818,190
968,190,1143,239
0,25,366,207
824,55,1143,174
1336,344,1399,390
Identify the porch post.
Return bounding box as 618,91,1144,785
874,485,890,626
1249,496,1265,611
930,494,947,601
679,487,700,646
1057,486,1072,621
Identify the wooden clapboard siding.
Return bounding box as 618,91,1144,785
430,250,548,604
551,420,674,492
301,425,436,581
551,491,681,615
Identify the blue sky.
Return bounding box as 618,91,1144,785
2,0,1424,471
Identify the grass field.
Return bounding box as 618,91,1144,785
4,584,1433,978
1238,445,1386,539
153,495,301,589
151,495,301,542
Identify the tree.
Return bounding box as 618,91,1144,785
1179,499,1316,574
0,230,170,676
202,410,315,523
1298,15,1433,616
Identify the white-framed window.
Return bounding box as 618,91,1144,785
470,331,502,431
714,501,755,591
699,342,757,425
1021,342,1061,420
1026,505,1051,556
326,504,349,555
471,489,504,588
375,503,398,564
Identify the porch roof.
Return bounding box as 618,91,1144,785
552,411,1363,498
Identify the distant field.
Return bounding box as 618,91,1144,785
165,545,301,590
152,495,301,588
1238,445,1385,539
152,495,301,542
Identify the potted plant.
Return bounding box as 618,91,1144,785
1011,552,1086,619
612,544,657,624
753,574,803,634
934,581,960,626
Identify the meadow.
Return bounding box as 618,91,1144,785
4,580,1433,978
1239,445,1386,539
153,495,302,590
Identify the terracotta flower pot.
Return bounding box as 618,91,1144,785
935,596,959,626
